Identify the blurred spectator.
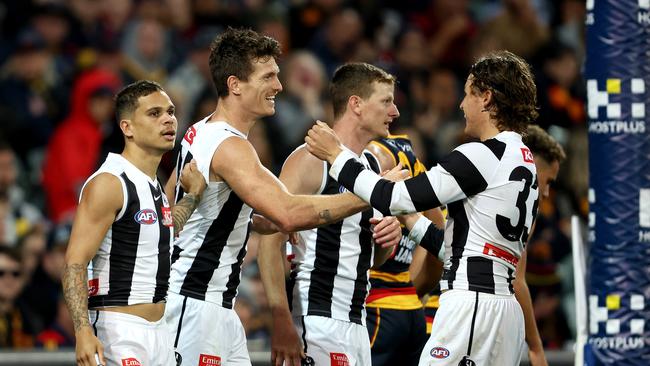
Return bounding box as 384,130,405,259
30,3,77,66
35,295,74,350
411,0,477,73
166,26,220,131
0,27,69,166
0,141,43,246
412,67,464,164
481,0,549,60
309,7,363,76
16,225,47,282
19,222,71,336
534,39,585,130
41,69,120,223
120,17,173,84
265,50,326,158
0,246,34,348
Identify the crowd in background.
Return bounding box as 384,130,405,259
0,0,588,353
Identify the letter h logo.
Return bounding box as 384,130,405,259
587,78,645,119
589,294,645,335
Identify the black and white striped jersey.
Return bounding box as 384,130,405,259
83,153,173,308
168,118,253,309
290,148,381,325
329,131,539,296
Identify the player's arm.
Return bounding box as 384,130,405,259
370,215,402,268
171,160,207,236
307,122,474,216
258,147,324,366
514,248,548,366
213,137,369,232
63,173,122,366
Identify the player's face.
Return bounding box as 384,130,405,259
129,90,177,153
360,81,399,139
535,156,560,199
460,75,487,138
239,56,282,117
0,254,23,301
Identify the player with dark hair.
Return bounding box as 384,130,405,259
62,80,206,366
306,51,541,365
165,30,400,366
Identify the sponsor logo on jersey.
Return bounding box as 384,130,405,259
430,347,450,359
88,278,99,296
134,209,157,225
184,126,197,145
199,354,221,366
520,147,534,163
121,358,141,366
161,206,173,227
330,352,349,366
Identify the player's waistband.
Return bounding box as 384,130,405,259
369,270,411,283
366,287,422,310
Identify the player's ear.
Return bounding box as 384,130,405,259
349,95,362,116
228,76,241,96
120,119,134,138
482,89,493,110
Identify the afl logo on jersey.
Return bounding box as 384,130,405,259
134,209,158,225
430,347,450,359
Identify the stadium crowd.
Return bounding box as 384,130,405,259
0,0,587,354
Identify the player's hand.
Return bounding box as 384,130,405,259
75,327,105,366
370,216,402,249
305,121,343,164
180,159,207,198
271,314,304,366
381,163,410,182
288,232,300,245
528,347,548,366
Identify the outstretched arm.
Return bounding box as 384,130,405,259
212,137,369,232
63,174,122,366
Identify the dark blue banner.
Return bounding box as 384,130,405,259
585,0,650,364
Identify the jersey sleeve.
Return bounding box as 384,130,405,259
329,142,499,216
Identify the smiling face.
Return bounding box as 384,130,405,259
359,81,399,139
237,56,283,118
459,75,489,138
122,90,177,154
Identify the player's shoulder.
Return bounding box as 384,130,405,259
282,143,324,173
80,172,124,208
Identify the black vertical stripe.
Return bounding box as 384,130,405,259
175,151,194,204
171,245,183,265
405,173,441,212
419,223,445,256
369,180,395,216
287,270,297,312
307,220,343,318
179,191,245,299
105,173,141,305
443,201,469,290
466,291,480,356
466,257,495,293
507,268,514,294
222,219,251,308
438,151,488,197
337,159,366,192
348,208,374,324
151,182,171,303
173,296,188,348
482,139,506,160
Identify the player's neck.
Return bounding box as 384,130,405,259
121,146,162,181
478,120,501,141
333,118,373,156
210,99,255,135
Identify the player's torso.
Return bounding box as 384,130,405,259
86,153,174,308
441,132,539,296
290,150,380,325
169,119,253,308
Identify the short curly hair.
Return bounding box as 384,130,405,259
469,51,538,134
330,63,396,120
209,27,281,98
